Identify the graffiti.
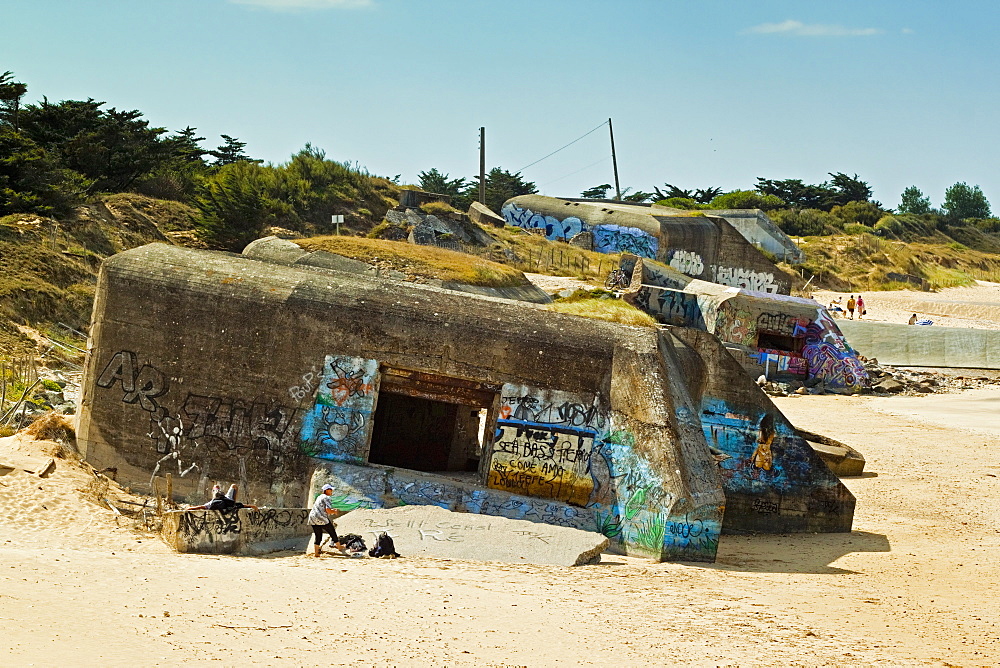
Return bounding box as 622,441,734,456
179,508,242,537
501,202,585,241
756,312,800,336
803,310,869,390
490,423,596,506
711,265,779,293
243,508,300,530
299,355,379,462
668,250,704,276
663,511,720,557
96,350,169,412
592,224,658,258
752,498,780,514
715,307,756,347
499,389,606,431
633,287,703,327
181,394,299,454
288,364,321,402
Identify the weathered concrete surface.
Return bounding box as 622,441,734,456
243,236,552,304
161,508,309,555
698,209,805,264
334,505,609,566
502,195,793,294
667,327,856,534
467,201,506,228
796,428,866,477
838,319,1000,369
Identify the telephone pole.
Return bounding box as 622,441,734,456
479,127,486,204
609,117,621,201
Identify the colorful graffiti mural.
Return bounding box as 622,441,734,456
484,384,720,559
714,306,757,347
501,202,585,241
750,350,808,378
803,310,869,390
592,224,658,258
298,355,379,463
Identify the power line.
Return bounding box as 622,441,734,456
516,120,609,173
539,155,612,188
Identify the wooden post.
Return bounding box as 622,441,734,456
153,478,163,516
165,473,173,509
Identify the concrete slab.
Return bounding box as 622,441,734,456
161,508,309,555
839,320,1000,369
334,505,609,566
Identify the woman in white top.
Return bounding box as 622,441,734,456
309,484,343,557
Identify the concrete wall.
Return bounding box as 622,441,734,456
838,320,1000,369
501,195,792,294
77,243,728,562
700,209,805,264
667,328,856,534
161,508,309,554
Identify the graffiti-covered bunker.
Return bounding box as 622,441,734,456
77,243,854,563
501,195,795,294
622,257,870,391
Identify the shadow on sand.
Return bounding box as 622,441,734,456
691,530,891,575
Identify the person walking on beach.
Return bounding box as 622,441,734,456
857,294,865,319
309,484,343,557
846,295,856,319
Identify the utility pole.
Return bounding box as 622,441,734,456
479,127,486,205
609,117,621,201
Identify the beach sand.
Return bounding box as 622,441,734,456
3,390,1000,666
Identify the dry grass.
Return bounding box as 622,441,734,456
547,291,657,327
296,236,529,287
25,411,75,444
790,233,1000,292
485,226,622,282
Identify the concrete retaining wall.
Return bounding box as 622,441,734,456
837,320,1000,369
161,508,309,554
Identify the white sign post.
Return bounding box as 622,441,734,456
332,214,344,235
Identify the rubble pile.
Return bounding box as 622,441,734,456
760,357,1000,398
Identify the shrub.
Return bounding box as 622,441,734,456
708,190,785,211
419,201,457,216
654,197,706,210
844,223,870,235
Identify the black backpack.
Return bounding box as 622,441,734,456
340,534,367,555
369,532,400,558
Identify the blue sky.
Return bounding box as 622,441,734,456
2,0,997,209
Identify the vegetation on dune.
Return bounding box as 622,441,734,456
296,236,529,288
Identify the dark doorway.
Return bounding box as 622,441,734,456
368,392,459,472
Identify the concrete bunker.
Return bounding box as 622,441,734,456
500,194,794,294
77,243,854,563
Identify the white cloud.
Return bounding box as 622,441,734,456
229,0,373,10
746,20,882,37
901,27,915,34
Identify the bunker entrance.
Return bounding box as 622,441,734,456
368,368,499,475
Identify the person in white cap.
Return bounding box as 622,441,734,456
308,484,344,557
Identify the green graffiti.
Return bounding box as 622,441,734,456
623,487,649,522
328,494,365,512
633,516,667,551
602,429,635,448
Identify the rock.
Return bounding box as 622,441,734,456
334,505,609,567
794,387,809,395
468,201,506,228
916,385,934,393
874,377,905,393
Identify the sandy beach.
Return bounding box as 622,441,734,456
2,389,999,666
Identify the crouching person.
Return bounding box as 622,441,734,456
309,484,344,557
